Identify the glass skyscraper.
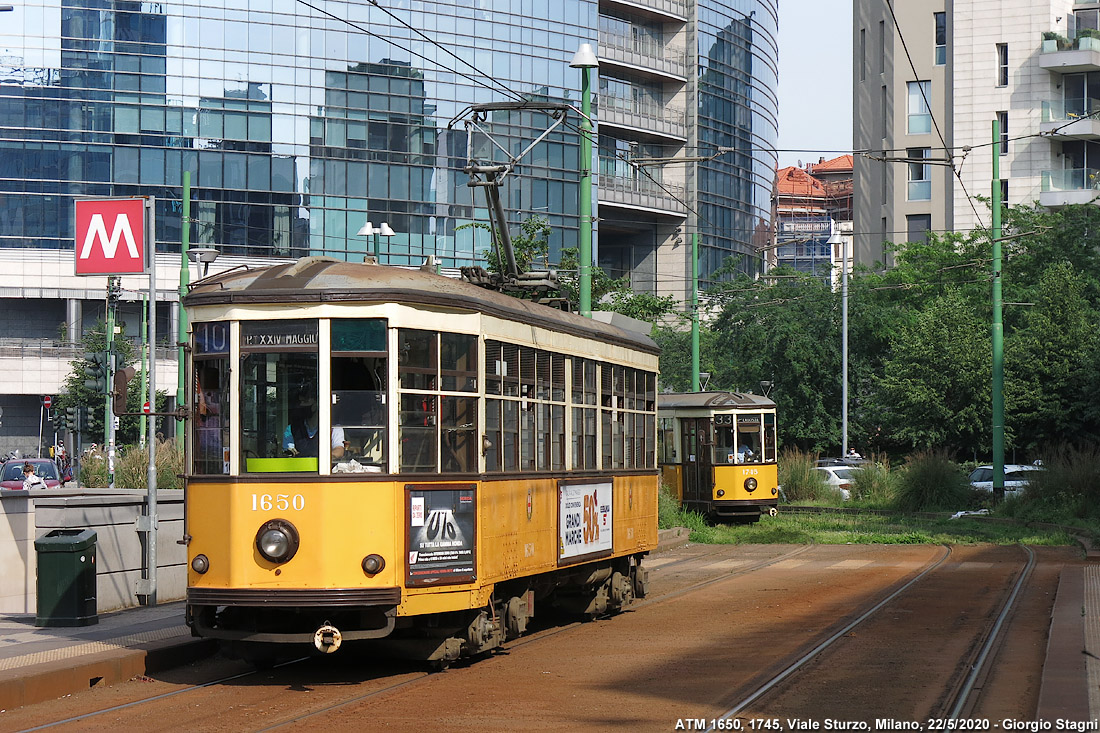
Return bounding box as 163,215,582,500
0,0,777,453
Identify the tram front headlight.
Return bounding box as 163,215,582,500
191,554,209,574
744,477,758,492
255,519,300,564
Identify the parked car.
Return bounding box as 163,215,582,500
814,465,858,501
0,459,61,490
968,464,1041,495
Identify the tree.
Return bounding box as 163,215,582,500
873,290,990,453
708,268,841,451
58,320,140,445
1005,262,1100,452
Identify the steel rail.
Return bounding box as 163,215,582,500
706,544,954,732
946,544,1036,719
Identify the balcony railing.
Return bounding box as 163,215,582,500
598,173,687,213
598,31,689,79
1042,97,1100,121
598,100,687,139
1041,167,1100,191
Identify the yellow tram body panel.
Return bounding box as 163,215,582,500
660,466,684,502
187,474,658,618
713,464,779,503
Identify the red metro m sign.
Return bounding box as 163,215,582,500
74,197,150,275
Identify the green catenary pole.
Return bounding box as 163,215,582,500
578,63,593,318
991,119,1005,499
691,232,700,392
177,170,190,444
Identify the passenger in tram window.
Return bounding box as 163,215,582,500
283,392,346,459
736,430,760,464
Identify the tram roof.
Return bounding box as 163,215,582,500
183,257,659,355
658,391,775,410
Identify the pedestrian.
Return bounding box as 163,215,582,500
21,463,47,490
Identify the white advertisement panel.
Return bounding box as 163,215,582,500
558,481,613,562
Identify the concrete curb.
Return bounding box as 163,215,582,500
656,527,690,553
0,637,216,711
1036,568,1090,720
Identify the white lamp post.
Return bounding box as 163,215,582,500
827,225,848,456
356,221,396,262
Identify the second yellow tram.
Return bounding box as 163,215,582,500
658,391,779,522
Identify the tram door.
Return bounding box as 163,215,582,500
680,418,713,508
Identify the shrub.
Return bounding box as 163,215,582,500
895,449,970,512
1024,443,1100,521
79,439,184,489
778,447,828,502
850,455,896,504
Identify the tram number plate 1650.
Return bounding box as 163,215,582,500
251,494,305,511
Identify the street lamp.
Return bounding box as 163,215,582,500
571,43,598,318
827,225,848,457
356,221,396,262
187,246,220,277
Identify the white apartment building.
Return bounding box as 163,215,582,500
853,0,1077,267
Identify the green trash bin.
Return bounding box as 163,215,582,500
34,529,98,627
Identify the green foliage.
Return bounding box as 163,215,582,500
874,290,991,453
79,439,184,489
1016,443,1100,522
709,269,840,450
894,450,972,512
687,512,1074,546
849,456,896,504
777,447,828,502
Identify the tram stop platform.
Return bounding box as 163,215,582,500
0,546,1095,718
0,601,212,710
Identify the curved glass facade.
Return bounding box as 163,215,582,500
0,0,776,279
696,0,779,282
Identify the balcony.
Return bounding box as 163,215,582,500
1040,33,1100,73
1040,98,1100,138
1039,168,1100,207
598,100,687,141
598,174,688,215
598,30,688,81
600,0,688,22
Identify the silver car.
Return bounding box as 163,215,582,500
814,465,857,501
968,464,1041,495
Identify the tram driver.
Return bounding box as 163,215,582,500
283,391,347,460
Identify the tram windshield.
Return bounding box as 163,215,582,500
713,412,775,465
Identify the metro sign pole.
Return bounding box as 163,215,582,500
74,196,160,605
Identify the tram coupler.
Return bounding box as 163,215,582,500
314,623,343,653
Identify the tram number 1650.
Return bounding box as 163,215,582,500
251,494,306,511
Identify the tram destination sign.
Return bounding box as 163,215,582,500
74,197,149,276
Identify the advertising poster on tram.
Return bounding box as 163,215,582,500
406,484,477,586
558,481,613,563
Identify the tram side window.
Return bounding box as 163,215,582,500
398,328,478,473
572,357,597,470
763,413,777,462
331,318,388,472
192,321,230,475
240,319,320,473
658,417,676,464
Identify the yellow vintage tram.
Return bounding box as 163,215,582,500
182,257,659,664
658,391,779,522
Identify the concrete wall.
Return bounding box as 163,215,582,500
0,488,185,615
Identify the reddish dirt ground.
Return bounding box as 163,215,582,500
1,543,1080,732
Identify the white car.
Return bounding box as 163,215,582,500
968,464,1041,495
814,465,857,501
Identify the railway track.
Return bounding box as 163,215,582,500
7,544,1059,732
710,544,1039,729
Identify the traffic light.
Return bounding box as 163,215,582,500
83,352,108,392
66,406,78,433
78,406,90,432
113,365,136,415
53,410,68,431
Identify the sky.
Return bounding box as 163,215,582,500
776,0,853,169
